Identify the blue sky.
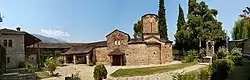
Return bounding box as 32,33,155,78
0,0,249,42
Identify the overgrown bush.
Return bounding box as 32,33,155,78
212,53,217,62
173,49,180,55
187,50,198,56
93,64,107,80
229,55,243,66
173,67,211,80
182,55,195,63
228,47,243,66
88,61,94,66
24,62,36,73
199,67,212,80
45,58,59,76
230,47,243,56
57,56,64,64
210,59,234,80
182,50,198,63
217,46,229,59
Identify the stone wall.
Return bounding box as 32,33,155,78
0,34,25,68
147,44,161,64
126,43,148,65
106,30,129,54
244,40,250,54
142,14,158,34
94,47,110,65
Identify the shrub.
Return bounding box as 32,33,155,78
199,67,212,80
24,62,36,73
217,46,229,59
182,55,195,63
45,58,59,76
212,53,217,62
93,64,107,80
230,47,242,56
57,56,64,64
211,59,234,80
88,61,94,66
229,55,243,66
173,49,180,55
173,67,211,80
18,62,25,68
188,50,198,56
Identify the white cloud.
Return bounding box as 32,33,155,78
41,28,69,37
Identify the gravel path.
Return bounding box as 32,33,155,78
41,61,197,80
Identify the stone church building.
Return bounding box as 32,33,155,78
63,14,173,66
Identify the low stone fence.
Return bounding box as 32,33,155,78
0,72,37,80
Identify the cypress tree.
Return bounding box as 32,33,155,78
177,4,185,31
175,4,186,51
158,0,168,40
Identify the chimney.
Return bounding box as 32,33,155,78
16,27,21,31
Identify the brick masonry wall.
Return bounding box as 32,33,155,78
0,34,25,68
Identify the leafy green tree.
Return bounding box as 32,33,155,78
188,0,197,14
93,64,107,80
175,4,186,51
45,58,59,76
133,20,143,39
175,1,226,51
158,0,168,40
231,19,250,40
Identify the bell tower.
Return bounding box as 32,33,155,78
141,14,160,39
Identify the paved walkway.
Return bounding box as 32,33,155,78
42,61,205,80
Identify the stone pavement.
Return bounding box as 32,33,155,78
41,61,205,80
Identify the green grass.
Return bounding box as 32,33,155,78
228,58,250,80
35,71,51,79
111,62,198,77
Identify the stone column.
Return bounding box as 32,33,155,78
73,55,76,64
63,56,67,64
86,54,90,65
120,56,122,66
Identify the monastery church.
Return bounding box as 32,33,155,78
62,14,173,66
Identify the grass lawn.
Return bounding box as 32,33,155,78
111,62,198,77
228,58,250,80
35,71,51,79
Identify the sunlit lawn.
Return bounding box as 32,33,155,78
111,62,198,77
35,71,51,79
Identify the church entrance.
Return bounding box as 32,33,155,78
108,49,125,66
112,55,123,66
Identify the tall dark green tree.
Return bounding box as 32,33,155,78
175,1,226,51
158,0,168,40
177,4,185,31
175,4,186,51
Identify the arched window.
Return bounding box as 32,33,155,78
3,39,7,47
114,41,118,45
8,40,12,47
118,41,121,45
